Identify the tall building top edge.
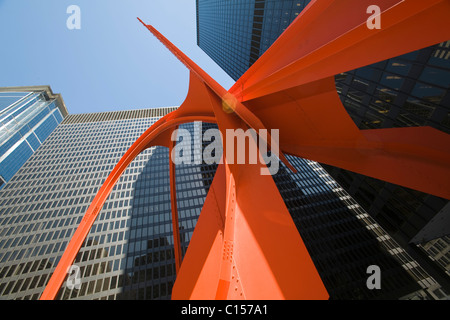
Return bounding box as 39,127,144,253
61,106,179,125
0,85,69,118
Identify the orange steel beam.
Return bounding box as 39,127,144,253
42,0,450,300
230,0,450,101
241,77,450,199
169,126,182,274
136,18,297,174
227,0,450,199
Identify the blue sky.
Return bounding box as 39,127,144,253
0,0,235,114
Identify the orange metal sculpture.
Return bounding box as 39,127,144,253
40,0,450,300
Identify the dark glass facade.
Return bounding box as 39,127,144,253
197,0,311,81
328,43,450,248
118,122,217,300
197,0,256,80
324,30,450,293
273,156,444,299
196,0,450,292
334,43,450,131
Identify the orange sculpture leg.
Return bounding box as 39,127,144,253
169,126,182,274
41,0,450,300
171,82,328,299
40,109,217,300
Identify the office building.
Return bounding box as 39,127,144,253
196,0,450,291
272,156,446,299
196,0,312,81
326,43,450,289
0,86,68,189
0,107,223,300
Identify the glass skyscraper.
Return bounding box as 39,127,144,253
272,156,446,299
326,43,450,290
0,86,67,190
196,0,312,81
196,0,450,292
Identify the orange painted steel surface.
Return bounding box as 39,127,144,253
41,0,450,300
169,126,182,274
